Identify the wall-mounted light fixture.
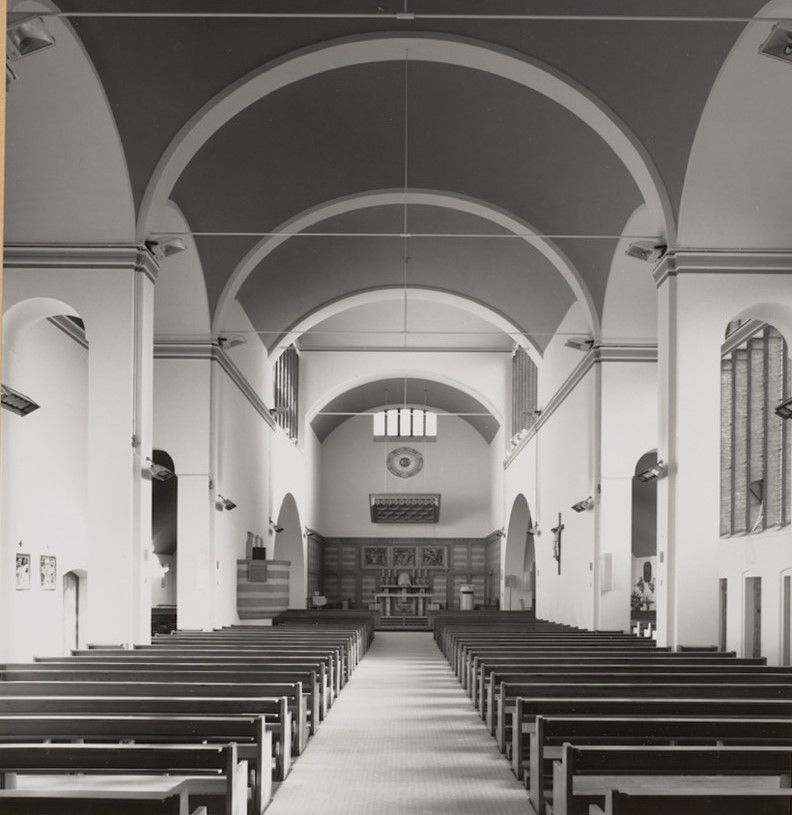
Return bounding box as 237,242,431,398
564,336,595,352
268,406,289,416
145,237,187,261
268,518,284,533
216,495,237,511
775,396,792,420
1,384,40,416
759,23,792,64
493,528,506,539
218,335,247,350
571,497,595,513
625,241,667,263
7,16,55,61
145,457,175,482
636,461,668,483
528,524,541,536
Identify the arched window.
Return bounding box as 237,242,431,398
720,322,789,535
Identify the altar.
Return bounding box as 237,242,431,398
376,569,433,617
376,589,432,617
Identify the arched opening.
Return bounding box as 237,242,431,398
272,493,306,609
503,495,536,612
2,299,89,661
151,449,177,634
632,451,658,625
62,569,86,654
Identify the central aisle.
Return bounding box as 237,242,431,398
265,631,531,815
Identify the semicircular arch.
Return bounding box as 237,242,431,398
140,33,674,248
212,188,597,344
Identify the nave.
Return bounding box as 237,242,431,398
265,631,529,815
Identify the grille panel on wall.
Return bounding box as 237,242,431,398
369,494,441,523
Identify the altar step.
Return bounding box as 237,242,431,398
376,615,430,631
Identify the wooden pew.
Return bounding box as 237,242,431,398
146,636,353,683
0,714,273,813
1,667,322,736
0,697,291,783
456,645,669,685
496,681,792,750
526,715,792,814
472,656,771,714
36,656,333,715
0,787,206,815
487,669,792,736
0,680,308,757
78,649,342,698
591,788,792,815
511,695,792,785
552,744,792,815
0,743,248,815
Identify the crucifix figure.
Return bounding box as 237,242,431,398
551,512,564,574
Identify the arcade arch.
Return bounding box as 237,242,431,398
272,493,307,609
503,495,536,612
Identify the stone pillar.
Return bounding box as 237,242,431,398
85,253,158,646
654,255,729,649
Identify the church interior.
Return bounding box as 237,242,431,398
2,1,792,812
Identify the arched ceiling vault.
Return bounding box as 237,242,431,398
311,377,500,443
47,1,769,349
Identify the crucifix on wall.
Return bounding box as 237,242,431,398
551,512,564,574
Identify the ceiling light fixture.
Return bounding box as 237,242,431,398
571,497,595,513
636,461,668,483
1,384,40,416
625,240,667,263
145,237,187,261
759,22,792,64
6,16,55,61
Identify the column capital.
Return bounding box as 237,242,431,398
654,249,792,287
3,243,160,283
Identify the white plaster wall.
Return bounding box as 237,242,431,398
601,205,658,343
5,1,135,243
214,369,271,626
153,202,211,338
153,357,213,629
504,367,597,629
318,414,492,537
719,521,792,665
0,320,88,660
598,361,658,632
4,266,155,648
679,1,792,249
538,302,593,404
656,270,792,650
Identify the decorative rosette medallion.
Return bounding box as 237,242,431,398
386,447,424,479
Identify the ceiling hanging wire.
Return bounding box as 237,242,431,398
402,48,410,352
37,11,791,23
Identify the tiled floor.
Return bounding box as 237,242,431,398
265,632,531,815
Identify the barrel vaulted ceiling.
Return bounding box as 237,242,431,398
41,0,767,356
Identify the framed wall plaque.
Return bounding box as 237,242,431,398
361,545,388,568
15,553,30,590
392,546,417,567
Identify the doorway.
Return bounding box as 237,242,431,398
62,571,82,654
744,576,762,658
